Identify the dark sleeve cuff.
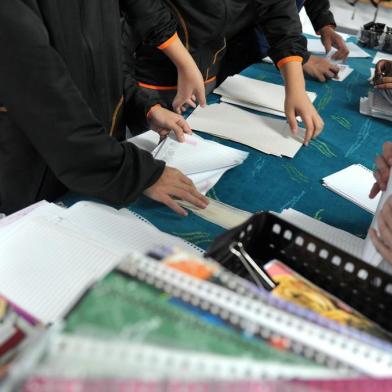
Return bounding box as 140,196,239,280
312,14,336,34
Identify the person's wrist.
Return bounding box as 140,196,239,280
318,25,336,35
146,104,162,121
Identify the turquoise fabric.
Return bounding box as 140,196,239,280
63,42,392,251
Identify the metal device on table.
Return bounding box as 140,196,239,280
359,22,392,53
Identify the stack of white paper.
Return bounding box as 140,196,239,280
322,164,381,214
213,75,317,119
187,102,305,158
360,91,392,122
214,75,317,117
129,131,248,194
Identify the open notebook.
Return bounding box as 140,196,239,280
213,75,317,118
187,102,305,158
322,164,381,214
0,201,203,324
129,131,248,194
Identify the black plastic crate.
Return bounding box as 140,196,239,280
206,212,392,333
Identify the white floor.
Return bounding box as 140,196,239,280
300,0,392,36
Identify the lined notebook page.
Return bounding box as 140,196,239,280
277,209,364,259
61,202,203,256
0,217,127,324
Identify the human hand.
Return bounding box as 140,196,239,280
374,60,392,89
148,105,192,142
369,195,392,265
172,63,206,114
285,91,324,145
303,55,340,82
369,142,392,199
319,26,349,61
144,167,209,216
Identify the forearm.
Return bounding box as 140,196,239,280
256,0,308,66
280,61,305,93
160,36,196,72
304,0,336,33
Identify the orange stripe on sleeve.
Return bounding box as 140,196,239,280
277,56,303,69
158,32,179,50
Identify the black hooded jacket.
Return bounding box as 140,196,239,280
0,0,176,214
134,0,309,89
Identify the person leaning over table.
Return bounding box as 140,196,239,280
131,0,324,146
251,0,349,83
369,142,392,266
0,0,208,217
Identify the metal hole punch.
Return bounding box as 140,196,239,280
229,242,277,291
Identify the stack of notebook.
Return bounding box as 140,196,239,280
360,90,392,122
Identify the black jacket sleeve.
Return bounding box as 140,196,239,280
121,20,167,133
255,0,309,65
120,0,177,47
304,0,336,33
0,0,165,205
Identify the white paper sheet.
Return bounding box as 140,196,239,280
60,201,203,256
214,75,317,115
307,40,370,58
178,198,252,229
153,133,248,175
322,164,381,214
187,103,305,158
0,217,128,324
128,131,248,194
372,52,392,65
333,64,354,82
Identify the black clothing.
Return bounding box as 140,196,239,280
134,0,308,88
0,0,175,214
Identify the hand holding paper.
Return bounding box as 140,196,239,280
369,142,392,199
318,26,350,61
280,61,324,145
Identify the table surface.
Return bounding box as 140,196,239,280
62,41,392,370
65,42,392,251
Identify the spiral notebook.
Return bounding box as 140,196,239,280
322,164,381,214
119,252,392,377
